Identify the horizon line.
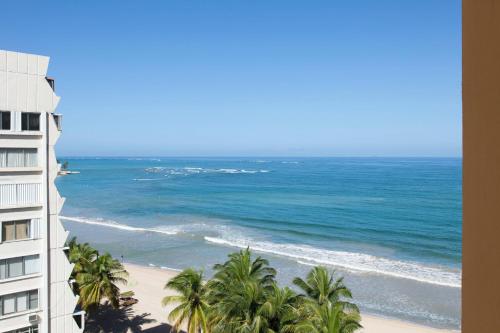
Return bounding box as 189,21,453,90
57,155,463,159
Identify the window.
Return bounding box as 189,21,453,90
2,220,30,242
0,111,11,130
7,257,23,278
17,293,27,312
28,290,38,310
2,294,16,314
0,148,38,168
5,325,39,333
24,255,40,275
0,290,38,316
21,113,40,131
0,255,40,280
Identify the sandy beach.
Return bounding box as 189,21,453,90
114,263,459,333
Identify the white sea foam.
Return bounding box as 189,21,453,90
160,266,182,272
145,166,269,175
204,236,461,288
60,215,461,288
146,263,182,272
216,168,239,173
60,216,179,235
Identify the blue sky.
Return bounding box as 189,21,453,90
2,1,461,157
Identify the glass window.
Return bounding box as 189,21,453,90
6,148,24,167
0,255,40,280
24,149,38,167
0,148,38,168
5,326,39,333
16,293,27,312
0,260,5,279
8,257,23,278
30,114,40,131
24,255,40,275
15,221,29,240
2,220,31,242
21,113,40,131
28,290,38,310
2,222,16,241
21,113,28,130
0,111,11,130
0,290,38,315
2,294,16,314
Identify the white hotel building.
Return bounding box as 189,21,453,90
0,51,83,333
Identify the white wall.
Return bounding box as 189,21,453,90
0,50,82,333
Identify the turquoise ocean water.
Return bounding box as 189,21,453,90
57,157,461,329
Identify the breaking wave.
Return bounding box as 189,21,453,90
60,216,182,235
145,166,269,175
59,215,461,288
204,236,461,288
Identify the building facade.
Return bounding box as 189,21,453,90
0,51,83,333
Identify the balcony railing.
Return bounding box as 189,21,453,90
0,183,42,209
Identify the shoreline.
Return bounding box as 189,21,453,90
122,262,460,333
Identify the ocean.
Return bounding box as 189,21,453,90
57,157,462,329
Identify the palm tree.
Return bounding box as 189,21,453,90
292,267,358,312
67,237,99,297
295,302,362,333
77,253,128,312
68,237,98,277
292,267,361,333
160,250,363,333
206,248,277,333
212,248,276,285
259,284,304,333
162,268,210,333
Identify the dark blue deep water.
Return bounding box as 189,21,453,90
57,157,462,329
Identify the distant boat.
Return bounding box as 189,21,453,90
58,170,80,176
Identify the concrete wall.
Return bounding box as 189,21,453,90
0,50,82,333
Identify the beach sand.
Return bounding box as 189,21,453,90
117,263,459,333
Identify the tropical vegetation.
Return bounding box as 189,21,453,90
162,248,361,333
162,268,210,333
68,237,128,313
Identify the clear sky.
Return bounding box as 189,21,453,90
1,1,461,157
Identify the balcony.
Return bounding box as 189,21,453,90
0,183,43,210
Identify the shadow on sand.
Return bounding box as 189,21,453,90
85,303,176,333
